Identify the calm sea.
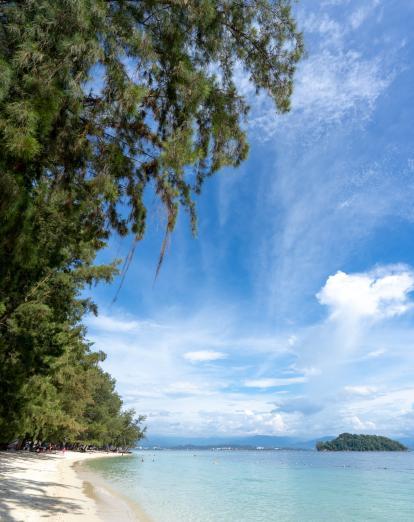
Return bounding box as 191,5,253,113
86,450,414,521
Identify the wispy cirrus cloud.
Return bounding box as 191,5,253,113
226,2,412,328
343,385,378,397
244,377,307,389
87,314,162,333
289,49,392,125
246,1,394,139
86,1,414,439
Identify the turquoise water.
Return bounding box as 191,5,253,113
86,450,414,521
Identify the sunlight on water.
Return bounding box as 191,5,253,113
87,450,414,522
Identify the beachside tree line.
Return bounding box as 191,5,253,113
0,0,303,446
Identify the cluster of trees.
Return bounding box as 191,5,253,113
0,1,302,446
316,433,408,452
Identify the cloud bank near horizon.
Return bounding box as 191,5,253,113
87,264,414,438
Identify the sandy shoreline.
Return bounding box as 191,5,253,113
0,450,151,521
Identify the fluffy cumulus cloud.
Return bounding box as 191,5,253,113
317,266,414,320
286,265,414,436
195,409,288,436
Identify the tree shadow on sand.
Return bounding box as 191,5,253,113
0,452,84,521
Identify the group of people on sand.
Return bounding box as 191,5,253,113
6,439,132,454
21,441,66,453
12,440,86,453
6,441,67,453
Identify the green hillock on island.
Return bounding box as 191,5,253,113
316,433,408,452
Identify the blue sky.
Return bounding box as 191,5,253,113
86,0,414,438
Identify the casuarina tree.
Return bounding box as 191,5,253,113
0,0,303,441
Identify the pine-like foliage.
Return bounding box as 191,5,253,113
0,0,303,443
1,0,303,237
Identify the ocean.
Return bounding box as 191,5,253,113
86,450,414,521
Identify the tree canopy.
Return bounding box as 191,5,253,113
316,433,408,452
1,0,303,239
0,0,303,445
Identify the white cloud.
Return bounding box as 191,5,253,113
88,314,139,332
274,397,323,415
267,263,414,437
344,385,378,396
302,1,380,39
230,1,407,329
247,1,394,140
290,50,391,125
83,0,414,440
300,12,343,43
349,415,376,431
85,306,307,435
287,335,297,347
87,314,161,333
349,0,379,31
87,299,414,437
244,377,307,389
87,264,414,436
321,0,351,7
349,7,369,29
183,351,227,363
317,267,414,320
295,366,321,377
166,381,213,396
196,409,289,435
365,348,386,359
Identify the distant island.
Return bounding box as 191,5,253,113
316,433,407,452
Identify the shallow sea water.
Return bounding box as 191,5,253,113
86,450,414,521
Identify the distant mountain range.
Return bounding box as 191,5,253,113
140,434,414,450
397,438,414,450
140,435,334,450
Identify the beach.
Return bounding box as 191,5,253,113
0,450,150,522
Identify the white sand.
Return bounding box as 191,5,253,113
0,451,150,521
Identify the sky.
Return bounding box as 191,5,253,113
86,0,414,439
